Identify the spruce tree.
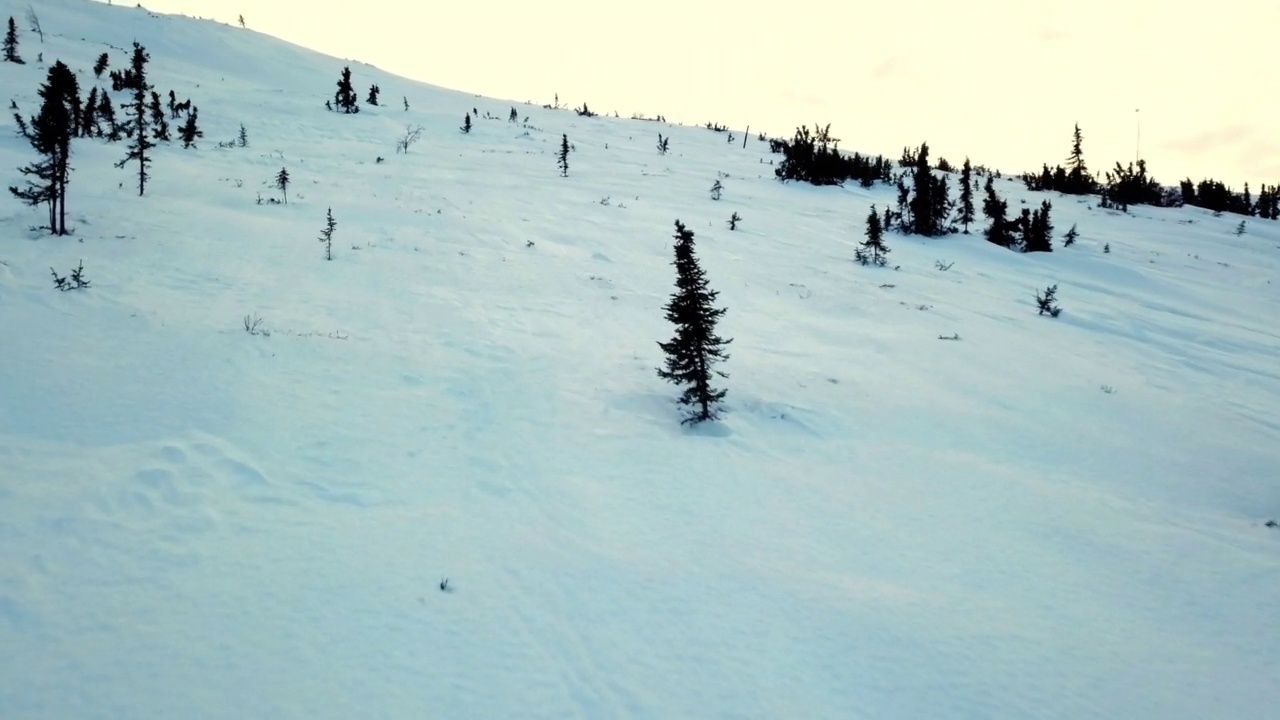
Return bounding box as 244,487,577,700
857,205,889,266
334,66,359,113
3,17,22,64
908,142,936,235
657,220,731,425
958,157,975,233
558,133,569,177
148,91,170,141
92,52,109,78
1024,200,1053,252
318,207,335,260
9,61,78,234
179,105,202,148
1065,123,1091,193
80,87,100,138
98,91,120,141
366,84,380,106
113,42,154,196
275,167,289,204
983,176,1013,248
460,112,471,133
1063,223,1078,247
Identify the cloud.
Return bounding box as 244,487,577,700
870,57,910,81
1162,124,1259,156
1037,27,1068,42
1162,124,1279,183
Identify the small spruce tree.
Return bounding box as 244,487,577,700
98,90,120,141
334,66,359,113
1063,223,1078,247
460,112,471,133
1035,285,1062,317
857,205,890,266
558,134,570,177
237,123,248,148
113,42,154,196
366,84,380,106
318,207,335,260
710,179,723,200
179,105,202,148
80,87,100,138
275,167,290,204
3,17,22,64
148,91,170,141
657,220,732,425
93,52,109,78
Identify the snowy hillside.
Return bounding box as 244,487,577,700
1,1,1278,718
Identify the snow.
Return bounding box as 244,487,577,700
1,1,1278,717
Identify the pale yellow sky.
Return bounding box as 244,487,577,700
122,0,1276,188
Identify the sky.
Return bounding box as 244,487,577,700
110,0,1277,189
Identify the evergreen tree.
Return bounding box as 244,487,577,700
1063,223,1078,247
1243,183,1254,216
9,61,78,234
558,133,569,177
333,66,359,113
275,166,289,204
92,52,109,78
113,42,155,196
1064,123,1094,194
80,87,100,138
657,220,732,425
908,142,937,235
148,91,170,141
366,84,380,106
318,206,335,260
97,90,120,141
237,123,248,148
982,176,1014,248
179,105,202,148
460,112,471,133
710,178,723,200
167,89,179,119
958,157,975,233
3,17,22,64
1024,200,1053,252
931,174,952,232
856,205,890,266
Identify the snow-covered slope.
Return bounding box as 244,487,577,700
1,1,1278,718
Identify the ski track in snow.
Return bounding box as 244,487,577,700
1,1,1279,718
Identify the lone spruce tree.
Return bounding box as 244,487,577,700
657,220,732,425
334,66,359,113
275,167,289,204
3,17,22,64
558,134,570,177
113,42,154,196
856,205,890,266
9,60,78,234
